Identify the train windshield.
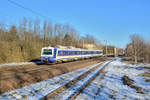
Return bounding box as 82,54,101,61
42,49,52,55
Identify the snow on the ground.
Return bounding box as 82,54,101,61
75,58,150,100
50,61,109,100
0,62,101,100
136,63,150,68
0,61,42,68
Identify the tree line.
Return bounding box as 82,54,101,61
0,18,102,63
125,34,150,64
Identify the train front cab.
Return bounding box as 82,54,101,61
41,47,57,64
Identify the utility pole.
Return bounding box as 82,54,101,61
104,40,108,56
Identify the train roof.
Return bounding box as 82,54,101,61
42,46,102,51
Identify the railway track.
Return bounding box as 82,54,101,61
40,60,112,100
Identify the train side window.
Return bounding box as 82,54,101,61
72,51,75,55
66,51,68,55
75,51,78,55
61,51,63,56
70,51,72,55
64,51,67,56
64,51,65,56
58,51,61,56
63,51,65,56
67,51,70,55
64,51,66,56
71,51,73,55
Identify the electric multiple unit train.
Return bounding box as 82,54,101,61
41,46,103,63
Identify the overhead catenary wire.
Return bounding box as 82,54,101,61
7,0,50,19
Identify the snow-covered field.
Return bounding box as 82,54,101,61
0,62,102,100
0,61,42,68
0,58,150,100
75,58,150,100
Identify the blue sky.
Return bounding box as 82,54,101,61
0,0,150,48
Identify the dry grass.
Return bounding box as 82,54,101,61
141,72,150,78
122,75,144,94
141,72,150,83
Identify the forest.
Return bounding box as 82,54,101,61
0,18,102,63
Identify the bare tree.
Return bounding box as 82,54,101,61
130,34,145,64
47,21,53,45
43,20,47,46
9,25,18,41
126,34,150,64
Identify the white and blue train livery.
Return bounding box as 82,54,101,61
41,46,103,63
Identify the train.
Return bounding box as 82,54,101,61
41,46,103,64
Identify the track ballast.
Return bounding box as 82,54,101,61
41,60,112,100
